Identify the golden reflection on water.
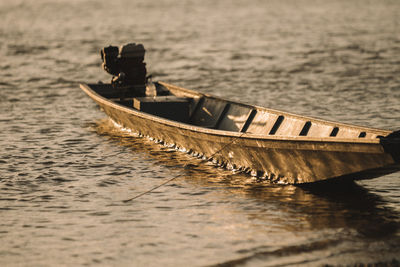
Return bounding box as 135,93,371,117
94,118,400,239
2,0,400,264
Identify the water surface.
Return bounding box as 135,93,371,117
1,0,400,266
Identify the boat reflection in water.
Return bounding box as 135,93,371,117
93,118,400,266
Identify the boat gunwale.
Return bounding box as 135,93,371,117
80,82,389,145
159,82,392,136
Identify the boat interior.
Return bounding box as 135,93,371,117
89,82,388,139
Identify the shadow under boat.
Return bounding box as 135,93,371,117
92,118,400,239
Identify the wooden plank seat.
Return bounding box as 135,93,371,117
133,96,190,122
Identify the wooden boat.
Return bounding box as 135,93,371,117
80,80,400,184
81,43,400,184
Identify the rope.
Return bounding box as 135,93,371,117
122,132,246,203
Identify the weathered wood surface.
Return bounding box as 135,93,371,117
80,82,400,184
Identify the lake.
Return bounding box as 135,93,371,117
1,0,400,266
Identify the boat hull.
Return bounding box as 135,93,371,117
81,83,400,184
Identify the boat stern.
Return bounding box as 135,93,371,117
380,130,400,163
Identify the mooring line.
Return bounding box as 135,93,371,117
122,132,246,203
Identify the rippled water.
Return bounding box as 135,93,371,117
1,0,400,266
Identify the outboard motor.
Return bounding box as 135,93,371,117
101,43,147,88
